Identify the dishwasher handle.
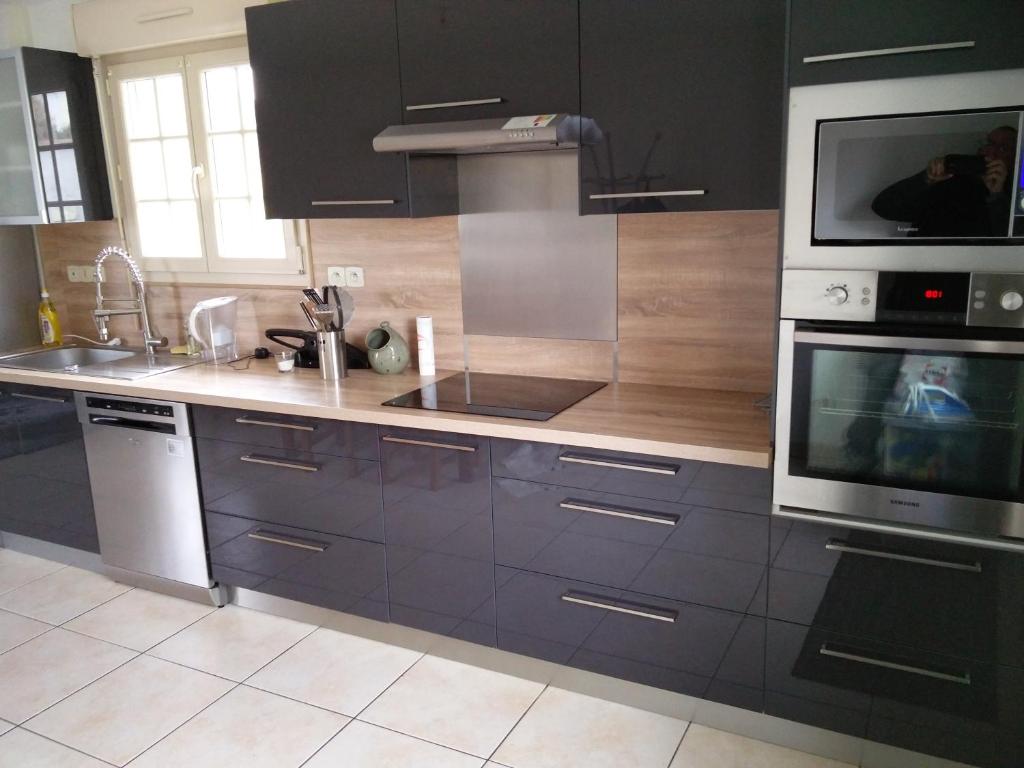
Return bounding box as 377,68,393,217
88,415,177,435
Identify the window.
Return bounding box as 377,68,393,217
108,49,304,282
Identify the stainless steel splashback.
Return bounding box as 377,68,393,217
458,150,617,341
0,226,41,353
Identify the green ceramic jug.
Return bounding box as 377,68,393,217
365,321,410,374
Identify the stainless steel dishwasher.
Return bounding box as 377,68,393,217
76,392,221,604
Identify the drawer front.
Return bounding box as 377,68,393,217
491,438,770,514
495,567,764,712
769,518,1024,668
206,511,388,622
197,438,383,543
493,477,767,615
766,620,1024,768
380,427,495,646
192,405,379,460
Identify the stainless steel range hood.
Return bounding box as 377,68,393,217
373,114,600,155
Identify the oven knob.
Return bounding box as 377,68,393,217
1000,291,1023,311
826,286,849,306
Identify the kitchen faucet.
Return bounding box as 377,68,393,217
92,246,167,355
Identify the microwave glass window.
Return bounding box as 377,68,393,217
789,345,1024,503
813,109,1023,243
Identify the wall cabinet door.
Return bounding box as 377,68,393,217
579,0,784,214
396,0,579,124
245,0,410,219
789,0,1024,87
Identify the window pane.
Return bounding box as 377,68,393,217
46,91,72,143
137,200,202,260
215,198,250,259
162,137,194,199
244,132,263,195
129,141,168,200
122,79,160,139
63,205,84,222
238,65,256,131
31,95,50,146
155,75,187,136
210,133,247,197
39,150,58,202
203,66,240,133
54,148,81,201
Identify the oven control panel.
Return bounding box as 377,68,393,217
780,270,879,322
968,273,1024,328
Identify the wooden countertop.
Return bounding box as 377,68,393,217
0,360,772,468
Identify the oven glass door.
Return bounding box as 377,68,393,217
787,329,1024,504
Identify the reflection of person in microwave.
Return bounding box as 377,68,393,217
870,125,1018,237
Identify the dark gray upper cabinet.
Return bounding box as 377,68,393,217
789,0,1024,87
579,0,785,214
396,0,579,124
245,0,411,219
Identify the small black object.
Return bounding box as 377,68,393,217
264,328,371,371
944,154,986,177
253,347,270,359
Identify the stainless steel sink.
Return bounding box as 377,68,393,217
0,345,203,380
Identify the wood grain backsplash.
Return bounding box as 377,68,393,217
36,210,778,393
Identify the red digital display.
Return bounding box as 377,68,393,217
924,289,944,300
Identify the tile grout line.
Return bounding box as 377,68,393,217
484,682,550,764
663,720,693,768
0,621,60,659
0,560,69,598
4,726,120,767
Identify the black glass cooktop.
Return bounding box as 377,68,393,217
382,372,607,421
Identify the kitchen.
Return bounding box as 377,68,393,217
0,1,1021,766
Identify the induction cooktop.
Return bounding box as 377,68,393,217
382,372,607,421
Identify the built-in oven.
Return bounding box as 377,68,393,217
775,269,1024,552
784,67,1024,273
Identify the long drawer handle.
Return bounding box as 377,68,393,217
382,436,476,452
825,539,981,573
802,40,975,64
247,530,328,552
589,190,705,200
559,499,678,527
558,451,679,476
240,454,319,472
406,97,502,111
560,591,677,623
819,643,971,686
235,416,315,432
11,392,69,404
311,199,397,206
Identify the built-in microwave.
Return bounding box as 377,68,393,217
783,68,1024,273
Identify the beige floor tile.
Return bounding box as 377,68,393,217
0,629,135,723
0,728,109,768
25,654,235,766
0,550,64,595
64,588,215,651
307,721,485,768
0,721,11,737
0,609,51,653
670,724,857,768
128,685,346,768
247,627,422,715
361,655,545,758
494,687,687,768
148,605,315,682
0,566,130,625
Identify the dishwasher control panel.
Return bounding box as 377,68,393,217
86,396,174,418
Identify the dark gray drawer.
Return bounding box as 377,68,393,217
490,438,770,514
197,437,383,542
206,512,388,622
496,566,764,712
493,477,767,615
192,405,379,460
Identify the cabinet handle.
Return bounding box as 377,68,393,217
311,200,397,206
136,7,193,24
405,97,503,111
825,539,982,573
589,190,705,200
239,454,319,472
559,499,678,527
558,451,679,476
561,590,677,623
819,642,970,685
11,392,69,404
247,529,328,552
802,40,975,64
382,436,476,452
235,416,315,432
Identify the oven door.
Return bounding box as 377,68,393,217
775,320,1024,543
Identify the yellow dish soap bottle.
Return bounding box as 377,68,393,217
38,291,62,347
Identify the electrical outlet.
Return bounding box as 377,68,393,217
83,265,98,282
326,266,347,287
66,265,83,283
345,266,365,288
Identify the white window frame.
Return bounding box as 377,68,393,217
107,51,309,286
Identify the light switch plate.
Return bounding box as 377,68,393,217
66,265,83,282
345,266,364,288
326,266,346,287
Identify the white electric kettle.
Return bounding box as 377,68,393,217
188,296,239,364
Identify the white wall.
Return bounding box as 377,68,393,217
0,2,33,48
0,0,81,52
